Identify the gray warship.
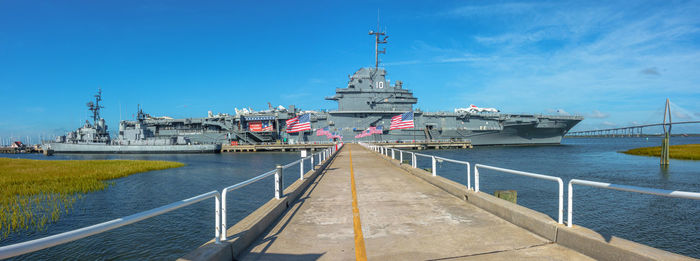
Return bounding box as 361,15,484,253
46,90,220,153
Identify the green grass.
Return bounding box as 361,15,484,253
621,144,700,160
0,158,184,239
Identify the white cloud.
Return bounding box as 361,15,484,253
589,110,609,119
444,2,542,17
421,1,700,126
547,108,571,116
672,110,692,120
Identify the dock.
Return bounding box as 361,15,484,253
370,140,473,150
221,140,472,153
184,144,689,261
220,143,335,152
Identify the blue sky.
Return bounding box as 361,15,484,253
1,0,699,143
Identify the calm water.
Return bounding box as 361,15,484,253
1,152,311,260
1,137,699,259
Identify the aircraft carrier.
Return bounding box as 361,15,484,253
47,28,582,152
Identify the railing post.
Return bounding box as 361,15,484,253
568,181,573,227
310,151,315,169
475,166,480,192
221,190,228,241
557,178,564,225
214,193,221,244
391,149,395,159
466,163,471,191
275,165,283,199
400,150,403,163
412,153,416,168
432,156,437,176
300,150,307,180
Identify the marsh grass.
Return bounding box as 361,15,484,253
0,158,184,239
622,144,700,160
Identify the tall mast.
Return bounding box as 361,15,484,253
368,15,388,70
87,88,104,124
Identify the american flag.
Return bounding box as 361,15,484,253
316,126,330,136
330,132,342,139
390,111,414,130
370,125,383,134
287,113,311,133
286,116,299,126
359,129,371,138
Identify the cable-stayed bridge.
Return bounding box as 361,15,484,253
566,121,700,137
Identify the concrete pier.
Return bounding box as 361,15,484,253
246,144,591,260
184,144,691,261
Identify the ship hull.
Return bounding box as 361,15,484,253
46,143,221,154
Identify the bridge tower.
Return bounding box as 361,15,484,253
661,99,671,165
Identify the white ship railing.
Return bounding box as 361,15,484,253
0,143,344,258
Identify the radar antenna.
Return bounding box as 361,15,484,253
86,88,104,124
368,12,388,69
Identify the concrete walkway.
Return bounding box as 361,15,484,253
240,144,593,260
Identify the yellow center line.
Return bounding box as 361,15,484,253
349,146,368,261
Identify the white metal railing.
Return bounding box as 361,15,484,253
414,152,437,176
475,164,563,224
220,169,277,240
364,144,473,191
433,156,471,190
1,144,344,259
220,145,341,240
567,179,700,227
0,190,222,259
367,144,700,228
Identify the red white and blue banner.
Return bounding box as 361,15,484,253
248,121,274,132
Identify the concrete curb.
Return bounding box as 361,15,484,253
369,147,693,261
556,224,694,261
178,147,342,261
